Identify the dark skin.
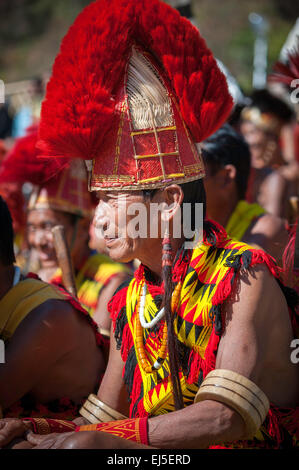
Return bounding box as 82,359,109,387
2,185,298,449
27,207,130,331
0,259,106,447
203,163,288,266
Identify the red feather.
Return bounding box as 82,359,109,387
37,0,233,162
0,125,69,186
269,41,299,86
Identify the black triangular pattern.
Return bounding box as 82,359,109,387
207,245,216,259
184,320,194,339
222,248,235,263
156,370,164,384
146,303,156,321
209,283,216,296
201,282,211,299
184,268,198,288
161,364,169,378
194,324,204,343
176,315,184,333
193,278,205,295
214,247,224,263
150,375,156,390
186,264,195,276
223,248,238,265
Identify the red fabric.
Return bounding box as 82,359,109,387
0,125,67,185
23,417,77,434
75,417,149,445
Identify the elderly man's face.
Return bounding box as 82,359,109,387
93,190,152,263
93,187,183,264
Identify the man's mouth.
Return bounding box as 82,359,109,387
104,236,119,247
38,250,56,262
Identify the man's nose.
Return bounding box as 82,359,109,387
94,203,110,232
32,229,51,246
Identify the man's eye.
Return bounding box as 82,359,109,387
44,223,54,230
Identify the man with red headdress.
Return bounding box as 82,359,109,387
0,195,106,439
0,126,131,333
1,0,298,450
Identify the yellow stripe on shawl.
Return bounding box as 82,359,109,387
225,200,265,241
0,278,66,342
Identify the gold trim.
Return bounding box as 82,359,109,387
131,126,176,136
138,172,185,183
134,151,179,160
89,174,204,191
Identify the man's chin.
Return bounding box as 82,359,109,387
107,246,134,264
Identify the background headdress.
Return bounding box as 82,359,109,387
37,0,233,191
0,139,25,234
0,125,93,217
270,42,299,88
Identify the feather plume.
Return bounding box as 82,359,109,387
0,125,69,186
37,0,233,162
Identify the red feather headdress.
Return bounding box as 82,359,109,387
0,126,93,217
0,124,68,186
37,0,233,190
269,43,299,86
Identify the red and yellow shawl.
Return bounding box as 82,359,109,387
109,221,299,448
50,252,130,317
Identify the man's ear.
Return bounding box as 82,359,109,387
160,184,184,222
222,164,236,187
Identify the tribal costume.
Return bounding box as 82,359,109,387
1,273,105,420
20,0,299,450
50,253,130,317
225,200,265,242
109,222,299,448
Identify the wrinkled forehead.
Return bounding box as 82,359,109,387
95,189,148,202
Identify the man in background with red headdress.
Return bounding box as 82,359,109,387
1,0,298,450
240,88,298,221
0,126,131,334
0,195,107,436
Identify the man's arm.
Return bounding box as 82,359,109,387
0,300,82,410
146,265,296,448
243,213,288,266
259,171,286,218
96,323,130,416
25,265,297,450
93,273,131,332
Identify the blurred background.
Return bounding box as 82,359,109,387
0,0,298,138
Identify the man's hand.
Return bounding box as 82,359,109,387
0,418,31,448
26,431,76,449
27,430,150,449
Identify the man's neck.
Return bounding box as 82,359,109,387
137,236,185,280
208,195,239,229
0,265,15,301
